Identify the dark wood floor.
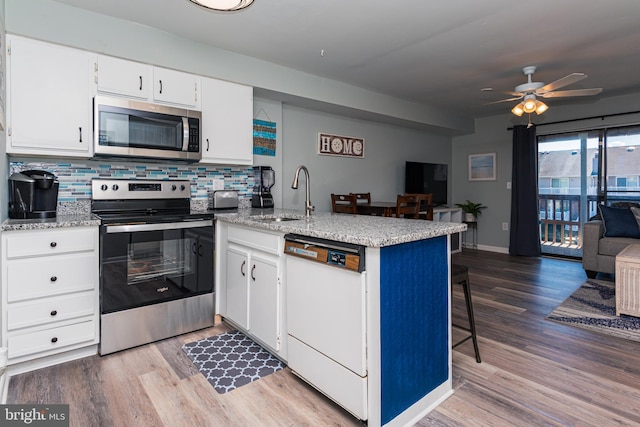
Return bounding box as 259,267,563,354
8,250,640,426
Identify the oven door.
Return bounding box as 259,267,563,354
99,220,213,314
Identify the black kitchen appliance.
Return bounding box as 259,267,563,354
91,178,215,355
8,170,59,219
251,166,275,208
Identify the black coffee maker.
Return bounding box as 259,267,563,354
251,166,275,208
9,170,59,219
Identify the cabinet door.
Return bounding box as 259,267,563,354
153,67,200,108
7,36,94,156
248,252,280,350
200,77,253,165
97,55,151,100
225,245,249,329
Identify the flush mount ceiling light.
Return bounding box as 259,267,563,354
189,0,254,11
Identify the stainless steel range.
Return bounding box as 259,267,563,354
91,178,214,355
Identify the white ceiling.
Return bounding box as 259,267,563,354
51,0,640,119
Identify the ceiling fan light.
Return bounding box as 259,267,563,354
535,100,549,115
511,103,525,117
189,0,254,11
522,96,537,114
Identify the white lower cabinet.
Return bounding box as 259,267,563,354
217,223,284,357
1,227,100,365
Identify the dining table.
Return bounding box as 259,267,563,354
356,200,433,219
356,201,397,217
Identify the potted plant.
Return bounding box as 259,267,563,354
455,200,487,222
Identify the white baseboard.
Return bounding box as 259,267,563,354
462,244,509,254
477,244,509,254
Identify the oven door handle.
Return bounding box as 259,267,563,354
105,219,213,233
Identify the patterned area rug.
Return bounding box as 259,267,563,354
546,279,640,342
182,330,285,394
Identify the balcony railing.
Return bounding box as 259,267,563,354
538,194,639,257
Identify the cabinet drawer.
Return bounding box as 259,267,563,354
7,252,96,302
5,227,96,259
288,336,367,421
8,320,97,360
227,226,282,255
7,291,95,331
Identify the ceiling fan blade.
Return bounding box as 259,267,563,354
536,73,587,93
484,96,524,105
481,88,523,97
541,88,603,98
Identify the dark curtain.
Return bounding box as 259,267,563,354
509,125,541,256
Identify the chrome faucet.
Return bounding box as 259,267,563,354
291,165,314,218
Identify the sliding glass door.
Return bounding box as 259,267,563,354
538,132,598,257
537,124,640,257
601,125,640,206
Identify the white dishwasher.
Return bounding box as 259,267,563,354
284,234,368,421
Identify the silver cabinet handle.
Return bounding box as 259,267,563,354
139,76,143,91
159,79,163,94
251,264,256,281
241,260,246,276
79,127,83,143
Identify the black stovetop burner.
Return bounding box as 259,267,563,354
90,178,213,225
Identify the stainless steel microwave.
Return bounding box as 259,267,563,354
94,96,202,162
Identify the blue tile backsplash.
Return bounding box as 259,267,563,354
9,159,254,208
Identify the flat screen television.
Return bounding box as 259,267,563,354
404,161,448,206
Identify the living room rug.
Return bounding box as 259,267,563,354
182,330,285,394
546,279,640,342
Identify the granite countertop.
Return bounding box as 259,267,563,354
215,209,467,248
1,214,101,231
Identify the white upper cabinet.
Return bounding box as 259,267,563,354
97,57,200,109
200,77,253,165
6,35,95,157
153,67,200,109
96,55,152,100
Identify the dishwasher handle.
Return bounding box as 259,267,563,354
284,233,365,273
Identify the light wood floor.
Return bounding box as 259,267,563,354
8,250,640,426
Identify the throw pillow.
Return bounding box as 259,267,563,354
599,205,640,238
632,206,640,231
612,201,640,209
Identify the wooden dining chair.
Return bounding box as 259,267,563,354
331,193,358,214
350,192,371,204
405,193,433,220
395,194,421,219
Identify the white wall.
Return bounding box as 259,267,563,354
452,91,640,252
281,105,451,213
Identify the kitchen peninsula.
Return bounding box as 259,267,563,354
215,210,466,427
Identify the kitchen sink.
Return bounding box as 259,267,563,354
250,214,305,222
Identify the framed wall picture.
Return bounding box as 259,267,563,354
468,153,496,181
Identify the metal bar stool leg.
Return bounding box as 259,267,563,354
451,264,481,363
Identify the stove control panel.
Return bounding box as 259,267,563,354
92,179,191,200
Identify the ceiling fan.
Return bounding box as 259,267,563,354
483,66,603,116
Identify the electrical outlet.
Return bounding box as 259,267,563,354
506,181,512,190
212,179,225,190
502,222,509,231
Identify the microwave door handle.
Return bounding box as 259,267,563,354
182,117,189,151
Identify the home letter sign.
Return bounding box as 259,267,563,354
318,133,365,158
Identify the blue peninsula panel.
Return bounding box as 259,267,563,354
379,236,448,424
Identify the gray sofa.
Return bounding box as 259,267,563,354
582,220,639,278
